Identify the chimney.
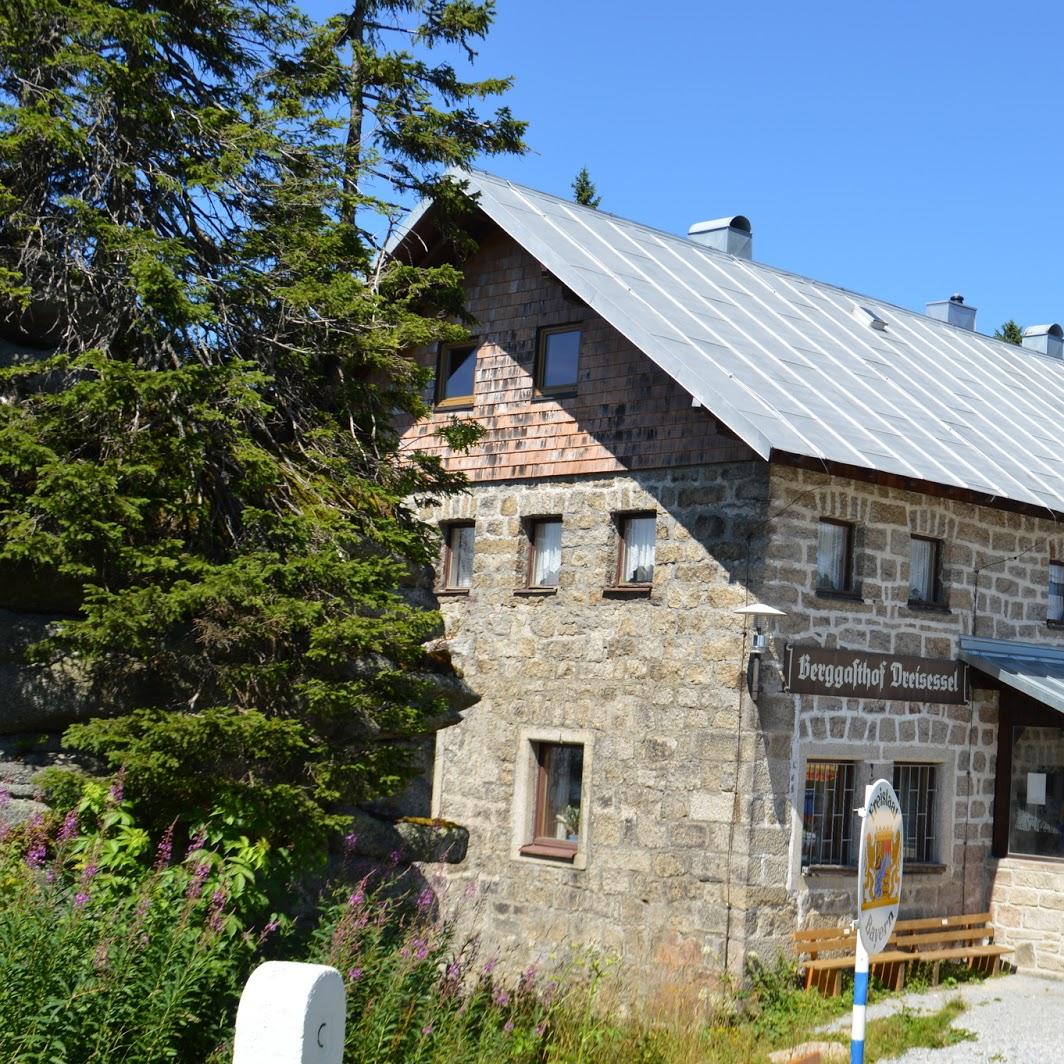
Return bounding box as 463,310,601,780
688,215,752,259
1021,324,1064,359
926,293,977,331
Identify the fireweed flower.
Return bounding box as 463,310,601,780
81,863,98,883
25,840,47,869
154,824,174,869
74,891,90,908
107,770,125,804
421,1024,433,1037
347,967,363,983
446,960,462,981
493,989,510,1007
186,861,210,899
504,1020,515,1033
481,957,498,976
56,809,78,843
519,965,538,991
412,937,429,961
347,887,365,907
416,887,435,912
185,830,207,859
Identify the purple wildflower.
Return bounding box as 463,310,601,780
56,809,78,843
519,964,538,991
25,840,47,869
348,887,365,907
44,868,56,884
421,1024,433,1037
481,956,498,976
493,989,510,1007
347,967,363,983
387,848,402,868
154,824,174,870
412,937,429,961
186,861,210,899
27,812,43,832
107,770,125,804
81,862,98,884
185,830,207,859
446,960,462,981
416,887,435,912
504,1020,515,1033
263,919,280,937
74,891,90,908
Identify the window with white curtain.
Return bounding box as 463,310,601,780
1049,562,1064,624
619,513,656,585
909,536,942,605
816,520,853,593
529,518,562,587
442,523,475,589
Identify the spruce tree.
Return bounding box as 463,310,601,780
0,0,525,859
571,166,601,208
994,320,1024,345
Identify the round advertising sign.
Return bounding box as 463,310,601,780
856,779,904,957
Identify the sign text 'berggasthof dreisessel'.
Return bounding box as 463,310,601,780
783,645,968,704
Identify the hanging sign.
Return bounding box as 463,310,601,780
783,645,968,704
857,779,904,956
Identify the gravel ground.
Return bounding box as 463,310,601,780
821,972,1064,1062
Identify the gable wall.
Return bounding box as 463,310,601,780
398,227,754,480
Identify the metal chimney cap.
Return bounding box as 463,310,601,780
688,215,751,237
950,293,965,304
1023,324,1063,339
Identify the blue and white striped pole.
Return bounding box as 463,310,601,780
850,933,869,1064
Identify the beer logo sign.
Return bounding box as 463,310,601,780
857,780,904,956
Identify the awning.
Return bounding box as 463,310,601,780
958,637,1064,716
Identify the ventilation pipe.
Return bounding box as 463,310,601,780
926,293,977,331
688,215,752,259
1021,324,1064,359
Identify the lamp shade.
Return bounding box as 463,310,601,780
732,602,786,617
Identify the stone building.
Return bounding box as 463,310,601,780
393,171,1064,983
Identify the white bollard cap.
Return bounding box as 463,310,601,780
233,961,346,1064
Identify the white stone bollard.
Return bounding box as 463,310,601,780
233,961,346,1064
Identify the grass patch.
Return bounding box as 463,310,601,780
863,998,975,1061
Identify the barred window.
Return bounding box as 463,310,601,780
893,763,938,864
802,760,857,866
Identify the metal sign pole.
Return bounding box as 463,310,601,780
850,934,869,1064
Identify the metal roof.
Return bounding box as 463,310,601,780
393,170,1064,515
959,638,1064,716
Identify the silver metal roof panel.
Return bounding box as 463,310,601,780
959,638,1064,717
393,171,1064,514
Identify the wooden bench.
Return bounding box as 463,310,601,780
795,912,1012,996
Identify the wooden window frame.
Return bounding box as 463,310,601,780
519,742,583,861
908,534,945,608
613,511,656,589
525,517,562,591
435,342,477,410
815,518,856,596
533,323,582,397
439,521,475,592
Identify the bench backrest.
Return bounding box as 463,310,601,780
795,913,995,960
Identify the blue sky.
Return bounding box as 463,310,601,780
304,1,1064,336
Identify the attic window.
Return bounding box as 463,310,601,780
852,305,888,331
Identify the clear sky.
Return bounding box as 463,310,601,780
304,0,1064,337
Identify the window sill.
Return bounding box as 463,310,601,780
1047,620,1064,630
513,587,558,597
435,587,471,597
815,589,864,603
531,389,577,402
802,864,857,876
904,863,947,875
906,600,951,614
434,397,474,412
603,585,653,599
519,841,578,862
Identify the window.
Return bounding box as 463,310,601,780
616,513,656,586
1006,725,1064,859
1050,562,1064,624
535,326,581,394
815,519,854,594
527,518,562,588
909,536,944,606
436,344,477,406
893,763,938,864
441,523,475,590
802,760,856,867
520,742,584,861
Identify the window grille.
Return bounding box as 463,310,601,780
893,763,937,864
802,761,856,866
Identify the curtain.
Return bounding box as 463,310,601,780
533,520,562,586
816,522,848,590
1051,564,1064,622
910,537,933,601
623,516,656,583
449,525,475,588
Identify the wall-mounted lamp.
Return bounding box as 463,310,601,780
733,602,787,696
